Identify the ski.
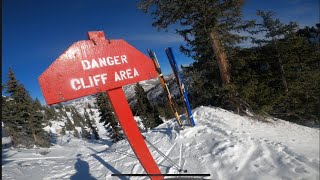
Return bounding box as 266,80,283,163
165,48,195,127
147,49,183,128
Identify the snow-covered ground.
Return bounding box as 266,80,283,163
2,106,319,180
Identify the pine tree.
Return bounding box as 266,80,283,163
157,102,174,119
55,103,64,118
138,0,256,113
2,95,22,146
95,92,124,142
4,68,34,147
89,108,94,116
64,111,74,131
70,107,85,127
44,106,58,120
228,21,320,124
29,99,51,147
33,98,43,110
138,0,253,85
134,83,163,130
3,68,50,147
83,109,100,140
68,107,87,138
249,10,299,94
87,103,92,109
81,126,90,139
74,128,80,138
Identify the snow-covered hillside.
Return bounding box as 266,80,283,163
2,106,319,180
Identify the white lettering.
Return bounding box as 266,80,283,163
101,74,107,84
126,69,133,79
71,79,81,90
115,72,121,82
98,58,107,67
80,78,92,89
81,60,91,70
93,75,100,86
70,73,108,90
120,70,127,80
107,57,114,66
81,55,128,70
113,68,139,82
114,56,120,65
88,76,93,87
121,55,127,63
133,68,139,77
91,59,99,69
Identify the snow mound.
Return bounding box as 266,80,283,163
2,106,319,180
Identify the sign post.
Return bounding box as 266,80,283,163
39,31,162,179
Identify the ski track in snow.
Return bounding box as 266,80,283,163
2,106,319,180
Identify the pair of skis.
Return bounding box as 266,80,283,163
165,48,195,127
148,49,183,127
148,48,195,127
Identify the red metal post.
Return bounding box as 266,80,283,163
107,88,163,180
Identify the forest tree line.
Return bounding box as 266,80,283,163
2,68,163,147
138,0,320,125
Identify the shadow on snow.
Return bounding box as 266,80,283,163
87,147,129,180
70,154,96,180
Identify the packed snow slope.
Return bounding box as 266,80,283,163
2,106,319,180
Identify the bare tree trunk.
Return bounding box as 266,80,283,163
32,131,38,145
278,58,289,94
273,41,289,94
209,30,231,85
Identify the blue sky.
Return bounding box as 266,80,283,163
2,0,319,104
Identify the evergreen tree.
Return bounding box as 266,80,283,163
138,0,255,112
138,0,253,85
89,108,94,116
68,107,87,138
134,83,163,130
249,10,299,94
296,23,320,44
64,111,74,131
34,98,43,111
2,95,25,146
244,12,320,123
70,107,85,127
28,99,51,147
4,68,33,147
228,21,320,124
44,106,58,121
157,102,174,119
55,103,64,118
95,92,124,142
65,106,71,112
3,68,50,147
81,126,90,139
83,109,100,140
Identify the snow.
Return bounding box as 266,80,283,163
44,121,65,134
2,106,319,180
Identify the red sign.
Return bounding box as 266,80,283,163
39,31,163,179
39,31,157,105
